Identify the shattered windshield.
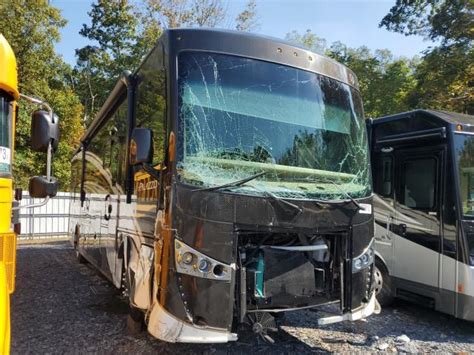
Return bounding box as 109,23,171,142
455,133,474,218
176,51,371,200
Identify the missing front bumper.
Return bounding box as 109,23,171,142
147,302,238,343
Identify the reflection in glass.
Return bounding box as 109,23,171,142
177,52,371,200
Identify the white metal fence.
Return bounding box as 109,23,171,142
18,192,72,239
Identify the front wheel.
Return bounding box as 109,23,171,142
374,260,394,307
126,306,145,335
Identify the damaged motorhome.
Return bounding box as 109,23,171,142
69,28,377,343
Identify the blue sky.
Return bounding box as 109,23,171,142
52,0,434,66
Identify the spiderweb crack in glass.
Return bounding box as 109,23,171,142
177,52,371,200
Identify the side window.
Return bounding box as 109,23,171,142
87,117,118,191
135,45,166,167
375,155,393,197
112,99,128,189
400,158,437,210
70,157,82,200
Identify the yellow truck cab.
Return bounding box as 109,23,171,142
0,33,19,355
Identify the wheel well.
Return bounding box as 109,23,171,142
375,255,389,275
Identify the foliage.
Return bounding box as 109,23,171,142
235,0,259,32
75,0,141,122
380,0,473,114
286,0,472,117
380,0,473,45
0,0,84,190
285,29,327,54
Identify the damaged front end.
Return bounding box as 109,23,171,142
144,188,376,343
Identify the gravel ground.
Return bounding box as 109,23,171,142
11,241,474,353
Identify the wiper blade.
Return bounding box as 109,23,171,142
326,180,362,210
192,171,266,192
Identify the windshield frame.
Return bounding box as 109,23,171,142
454,131,474,220
175,50,372,201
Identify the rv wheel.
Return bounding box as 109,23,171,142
126,306,145,335
75,249,87,264
74,226,87,264
374,259,394,307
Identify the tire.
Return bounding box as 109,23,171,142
374,259,394,307
75,247,88,264
126,306,144,335
74,226,87,264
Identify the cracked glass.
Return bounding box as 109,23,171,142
176,51,371,200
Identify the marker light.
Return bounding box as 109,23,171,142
198,259,210,272
182,252,194,265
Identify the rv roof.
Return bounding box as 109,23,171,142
374,109,474,126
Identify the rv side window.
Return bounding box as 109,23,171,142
400,158,436,210
135,45,166,167
377,156,393,197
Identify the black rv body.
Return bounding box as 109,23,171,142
368,109,474,321
70,29,376,343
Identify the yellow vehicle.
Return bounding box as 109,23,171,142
0,34,60,354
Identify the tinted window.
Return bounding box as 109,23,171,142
87,97,128,191
400,158,436,210
135,45,166,167
375,155,393,197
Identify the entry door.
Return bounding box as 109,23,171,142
392,149,443,291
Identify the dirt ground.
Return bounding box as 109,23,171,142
10,241,474,353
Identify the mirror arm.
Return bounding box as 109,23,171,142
12,196,50,210
19,93,54,123
141,164,161,181
46,141,52,180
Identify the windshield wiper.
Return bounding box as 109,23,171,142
192,171,266,192
325,179,362,210
296,177,363,210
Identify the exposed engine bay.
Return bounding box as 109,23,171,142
236,230,347,340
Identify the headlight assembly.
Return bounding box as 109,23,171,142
175,239,233,281
352,240,374,273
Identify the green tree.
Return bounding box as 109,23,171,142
0,0,84,190
380,0,473,114
380,0,473,45
75,0,140,122
235,0,259,32
144,0,226,29
285,29,327,54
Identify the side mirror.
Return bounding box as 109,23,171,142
28,176,58,198
31,110,59,153
130,128,153,166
